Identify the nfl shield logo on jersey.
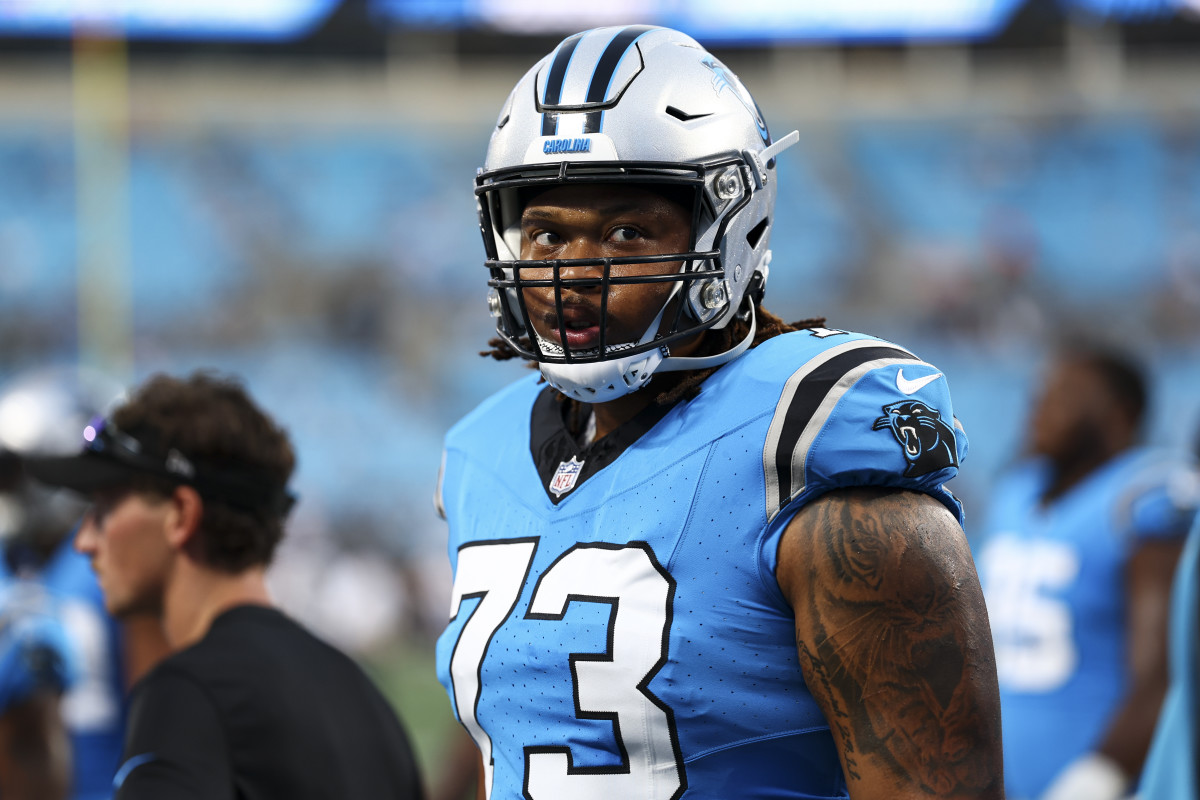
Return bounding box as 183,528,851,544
549,457,585,497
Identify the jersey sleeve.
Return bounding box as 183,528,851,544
115,667,234,800
759,342,968,576
1117,458,1199,543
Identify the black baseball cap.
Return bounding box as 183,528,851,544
25,416,295,516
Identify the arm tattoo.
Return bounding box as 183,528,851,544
782,488,1003,797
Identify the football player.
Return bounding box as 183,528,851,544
0,563,75,799
0,366,170,800
435,25,1003,800
975,345,1196,800
1137,510,1199,800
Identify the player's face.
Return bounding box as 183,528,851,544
74,488,173,618
1030,359,1112,462
518,184,705,357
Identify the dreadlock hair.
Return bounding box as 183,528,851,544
653,304,825,405
482,302,827,435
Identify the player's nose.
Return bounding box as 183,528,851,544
558,239,606,284
75,515,99,555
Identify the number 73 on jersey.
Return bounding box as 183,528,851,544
443,538,688,800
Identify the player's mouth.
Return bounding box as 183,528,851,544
544,305,602,351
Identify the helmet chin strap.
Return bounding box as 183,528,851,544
538,302,757,403
657,302,756,373
536,279,759,402
536,296,672,403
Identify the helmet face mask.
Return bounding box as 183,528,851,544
480,160,751,362
476,25,795,402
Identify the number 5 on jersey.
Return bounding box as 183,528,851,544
446,539,686,800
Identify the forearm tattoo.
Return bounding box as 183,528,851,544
784,489,1003,797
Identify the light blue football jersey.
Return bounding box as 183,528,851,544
2,539,126,800
1138,511,1199,800
0,573,76,714
976,451,1196,800
38,539,127,800
435,329,968,800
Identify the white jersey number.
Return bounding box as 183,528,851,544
446,540,684,800
979,535,1080,692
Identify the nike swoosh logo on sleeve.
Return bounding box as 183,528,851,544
896,368,943,395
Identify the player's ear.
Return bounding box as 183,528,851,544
164,485,204,549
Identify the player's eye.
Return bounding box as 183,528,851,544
608,226,643,243
529,230,562,247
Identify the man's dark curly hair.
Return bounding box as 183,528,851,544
112,371,295,573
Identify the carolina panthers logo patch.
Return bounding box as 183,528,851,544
873,401,959,477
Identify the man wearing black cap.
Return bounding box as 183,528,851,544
28,371,425,800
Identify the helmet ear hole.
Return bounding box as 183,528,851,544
746,218,768,249
665,105,710,122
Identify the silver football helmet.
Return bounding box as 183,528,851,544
477,25,799,402
0,365,124,565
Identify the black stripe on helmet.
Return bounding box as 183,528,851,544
541,34,583,137
582,25,656,134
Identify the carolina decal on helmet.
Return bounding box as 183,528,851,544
701,56,770,145
873,400,960,478
543,138,591,155
540,25,656,137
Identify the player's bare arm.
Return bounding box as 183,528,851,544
777,487,1004,799
1093,538,1182,776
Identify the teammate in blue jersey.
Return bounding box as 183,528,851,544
25,535,132,800
1138,493,1199,800
0,367,170,800
434,25,1003,800
0,557,76,799
975,346,1196,800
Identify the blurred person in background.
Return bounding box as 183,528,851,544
1137,424,1200,800
975,343,1197,800
1137,512,1200,800
436,25,1002,800
27,371,424,800
0,366,170,800
0,551,75,800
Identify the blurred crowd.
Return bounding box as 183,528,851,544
2,111,1198,558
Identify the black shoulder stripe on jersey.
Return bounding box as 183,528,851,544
583,25,655,134
540,34,582,136
765,342,919,523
